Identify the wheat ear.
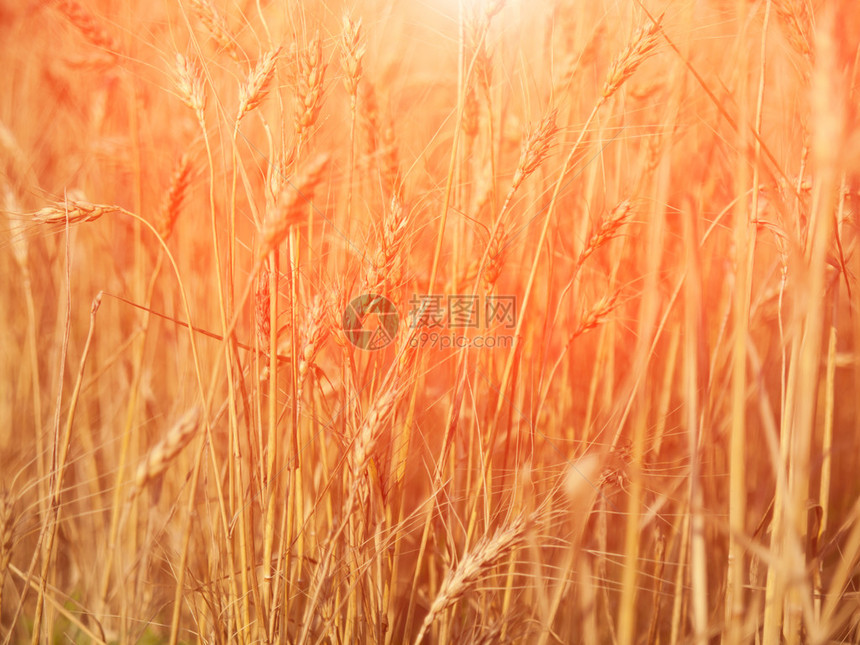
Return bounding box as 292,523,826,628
129,406,201,500
601,16,662,102
157,154,192,241
258,155,328,259
576,199,633,270
414,514,529,645
189,0,241,61
175,54,207,123
237,47,281,120
33,200,126,225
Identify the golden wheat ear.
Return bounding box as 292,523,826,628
259,154,329,259
129,406,201,503
237,47,281,120
414,514,530,645
33,200,126,225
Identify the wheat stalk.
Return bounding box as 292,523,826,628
2,184,28,271
414,514,528,645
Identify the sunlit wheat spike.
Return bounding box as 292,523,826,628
511,109,559,191
340,15,365,98
296,32,327,137
576,199,634,269
130,406,201,500
175,54,207,119
414,514,529,645
364,195,409,300
601,16,662,101
563,454,603,507
238,47,281,120
33,200,124,225
189,0,241,62
349,383,401,480
157,154,192,240
572,290,622,340
466,8,494,95
259,154,328,259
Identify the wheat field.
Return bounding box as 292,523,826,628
1,0,859,643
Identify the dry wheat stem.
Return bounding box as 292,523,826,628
30,293,101,644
